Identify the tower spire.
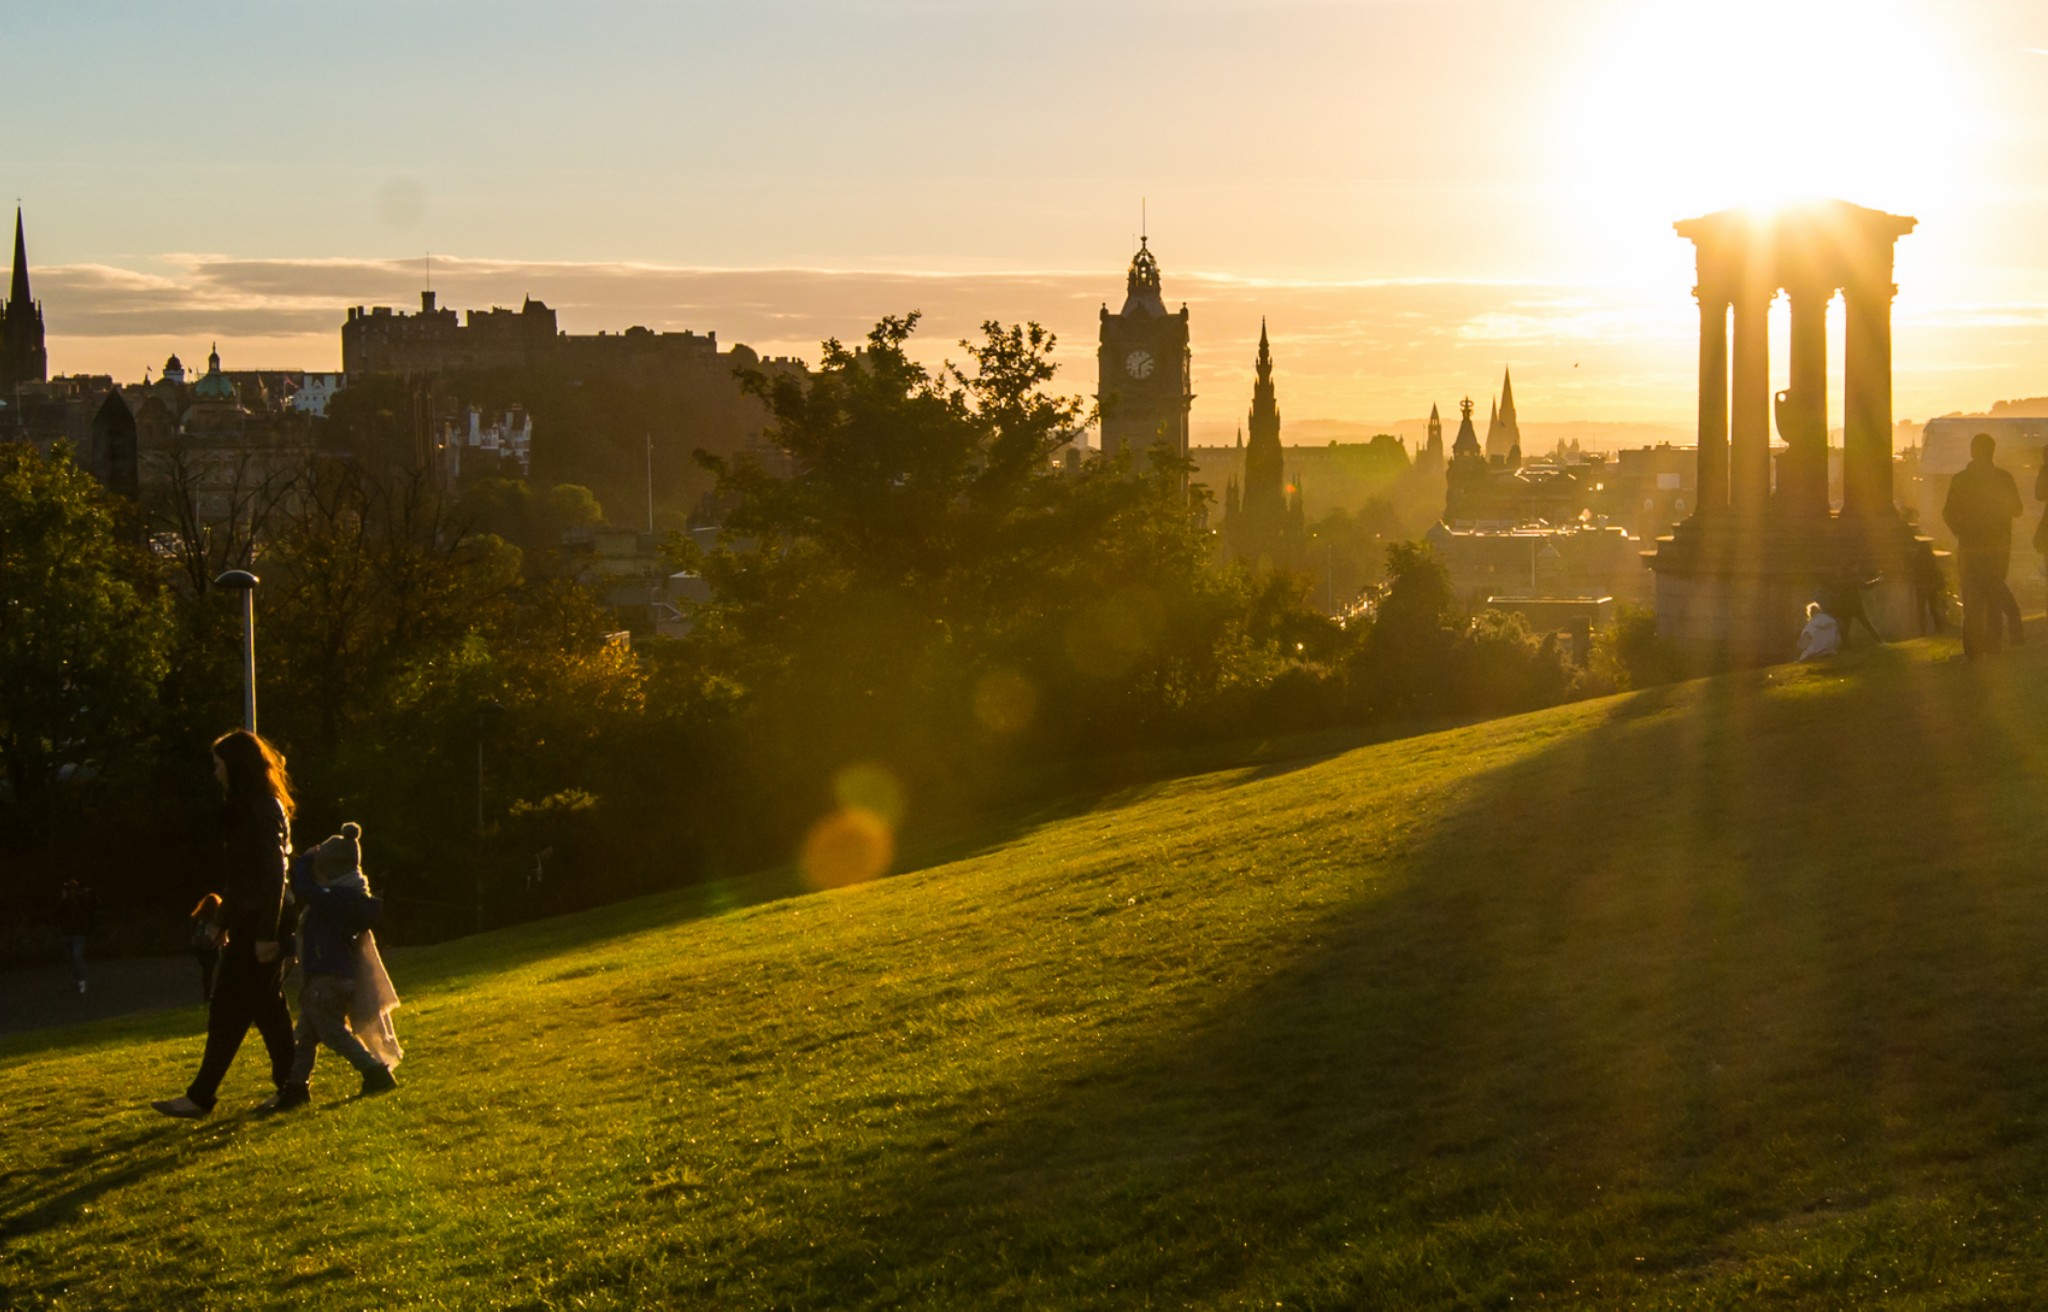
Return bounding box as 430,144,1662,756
9,208,30,311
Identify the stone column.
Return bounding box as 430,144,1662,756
1729,284,1773,522
1842,266,1897,518
1781,281,1831,518
1695,287,1729,517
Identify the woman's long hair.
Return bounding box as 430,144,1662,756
211,729,297,821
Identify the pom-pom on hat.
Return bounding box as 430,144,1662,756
313,821,363,881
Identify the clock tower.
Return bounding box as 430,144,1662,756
1097,236,1192,471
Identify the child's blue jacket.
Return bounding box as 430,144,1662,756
288,858,383,980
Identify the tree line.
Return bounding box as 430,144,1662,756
0,315,1672,962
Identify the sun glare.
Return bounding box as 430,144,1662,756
1552,0,1981,276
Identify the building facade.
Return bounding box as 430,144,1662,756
1096,237,1192,468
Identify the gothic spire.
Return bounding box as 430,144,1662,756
1499,367,1517,426
1256,317,1272,381
9,208,30,311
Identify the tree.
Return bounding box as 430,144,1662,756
1349,541,1463,719
677,314,1310,831
0,443,173,825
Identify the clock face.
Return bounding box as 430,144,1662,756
1125,349,1156,380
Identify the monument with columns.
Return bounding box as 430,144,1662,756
1648,200,1935,662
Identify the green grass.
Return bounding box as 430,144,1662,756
11,634,2048,1308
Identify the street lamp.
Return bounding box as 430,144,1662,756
214,570,259,732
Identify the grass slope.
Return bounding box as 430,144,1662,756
9,637,2048,1308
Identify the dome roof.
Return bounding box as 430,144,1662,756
192,344,237,401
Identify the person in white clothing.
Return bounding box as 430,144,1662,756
1798,601,1841,661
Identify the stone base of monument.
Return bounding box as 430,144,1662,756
1647,511,1935,666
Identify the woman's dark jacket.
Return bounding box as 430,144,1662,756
220,796,290,947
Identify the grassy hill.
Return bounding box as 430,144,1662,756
9,635,2048,1308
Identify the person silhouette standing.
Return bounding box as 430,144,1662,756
152,730,298,1119
1943,432,2024,658
55,878,96,994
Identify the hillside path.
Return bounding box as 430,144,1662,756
0,955,206,1038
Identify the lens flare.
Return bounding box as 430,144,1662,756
799,806,894,889
973,668,1038,734
832,761,905,827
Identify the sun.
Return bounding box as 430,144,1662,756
1549,0,1981,273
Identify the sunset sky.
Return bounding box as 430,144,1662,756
8,0,2047,445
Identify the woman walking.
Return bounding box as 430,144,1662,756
152,730,298,1119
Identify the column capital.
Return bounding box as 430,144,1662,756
1780,276,1838,304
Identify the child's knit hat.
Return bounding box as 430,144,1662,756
313,821,363,882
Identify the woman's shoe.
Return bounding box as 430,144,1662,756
359,1066,397,1096
150,1096,208,1120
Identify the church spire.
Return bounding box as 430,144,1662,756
1256,317,1272,382
1489,366,1522,465
1427,402,1443,455
9,208,30,312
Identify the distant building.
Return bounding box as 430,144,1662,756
1484,369,1523,466
338,290,803,512
342,290,800,386
1096,237,1192,471
1603,443,1695,540
1425,521,1650,610
343,291,559,375
291,372,346,416
1413,403,1445,480
1445,396,1490,522
438,404,534,482
123,346,318,525
0,208,48,396
1219,321,1303,566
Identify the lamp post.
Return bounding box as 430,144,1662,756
214,570,260,732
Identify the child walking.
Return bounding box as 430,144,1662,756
265,821,403,1110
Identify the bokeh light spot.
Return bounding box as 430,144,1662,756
833,761,905,827
973,668,1038,734
800,807,894,890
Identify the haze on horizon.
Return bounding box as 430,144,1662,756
8,0,2046,446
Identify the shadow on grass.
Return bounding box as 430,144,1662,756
757,639,2048,1304
0,1113,285,1243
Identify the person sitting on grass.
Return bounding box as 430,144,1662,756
1798,600,1841,661
263,821,401,1110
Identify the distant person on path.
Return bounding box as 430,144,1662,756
265,821,400,1110
1912,547,1950,635
188,893,224,1004
1943,432,2024,658
1798,601,1841,661
152,730,298,1120
54,878,96,994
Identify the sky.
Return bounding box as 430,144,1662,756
7,0,2048,445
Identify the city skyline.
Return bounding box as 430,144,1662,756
8,0,2048,438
